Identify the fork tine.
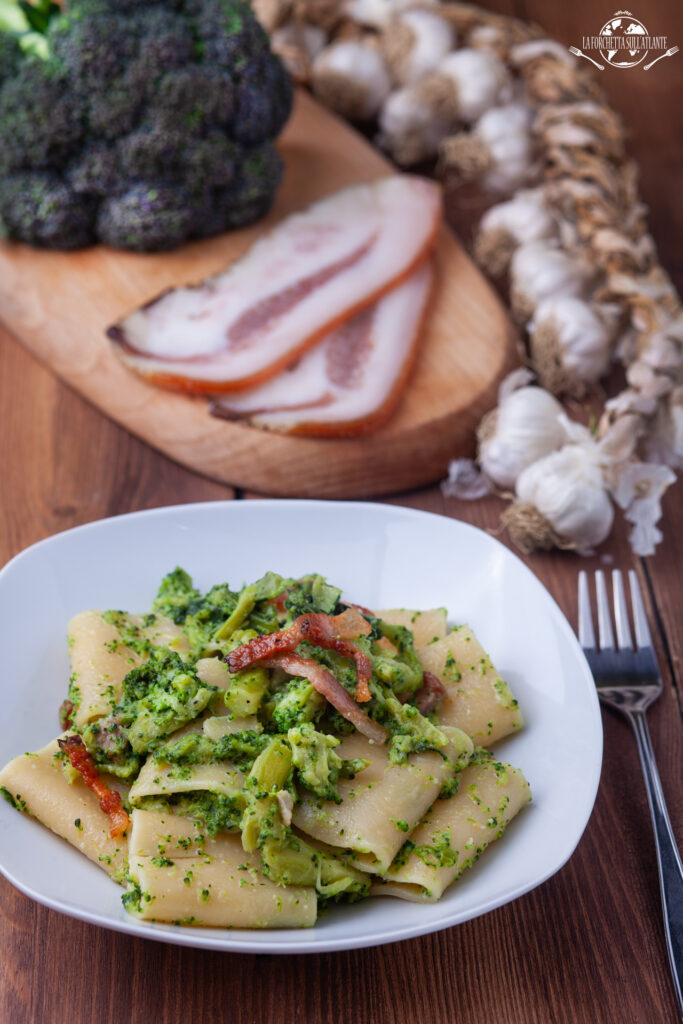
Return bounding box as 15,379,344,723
612,570,633,650
578,570,596,648
595,571,615,649
629,570,653,649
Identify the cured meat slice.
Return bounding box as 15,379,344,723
108,176,441,393
211,260,434,436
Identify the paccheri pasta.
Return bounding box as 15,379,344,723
0,569,530,928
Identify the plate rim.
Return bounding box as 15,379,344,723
0,499,603,953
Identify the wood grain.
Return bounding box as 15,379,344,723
0,90,515,499
0,2,682,1023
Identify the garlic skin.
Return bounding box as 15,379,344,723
611,461,676,556
478,385,568,489
436,48,511,123
509,38,577,68
474,188,557,276
509,241,593,322
528,296,615,396
382,9,455,86
509,443,614,553
312,40,392,120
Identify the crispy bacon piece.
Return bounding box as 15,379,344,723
58,735,130,838
227,609,373,702
414,671,447,715
59,699,74,730
262,653,388,745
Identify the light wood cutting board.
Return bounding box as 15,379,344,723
0,90,516,499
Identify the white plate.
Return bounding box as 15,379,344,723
0,500,602,953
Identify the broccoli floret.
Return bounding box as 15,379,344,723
114,647,217,753
215,142,283,229
232,52,292,145
270,678,324,732
96,183,201,251
0,32,22,85
0,0,292,250
153,567,201,625
0,172,95,248
0,57,83,173
65,141,120,197
288,724,344,802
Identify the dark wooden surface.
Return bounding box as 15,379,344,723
1,2,682,1021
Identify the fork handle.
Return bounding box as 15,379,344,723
628,709,683,1017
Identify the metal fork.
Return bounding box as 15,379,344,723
579,569,683,1017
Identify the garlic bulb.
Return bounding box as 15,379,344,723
271,21,328,81
312,40,392,120
377,47,510,164
477,384,568,489
344,0,436,30
528,296,616,396
377,83,449,164
382,8,455,86
504,442,614,554
509,241,593,322
439,102,535,195
434,48,511,123
474,188,557,276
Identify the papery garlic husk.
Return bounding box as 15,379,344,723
474,187,557,276
271,20,328,82
610,461,676,556
509,241,593,323
642,386,683,468
477,384,569,490
439,102,535,195
466,19,540,61
596,268,680,333
381,8,455,86
519,54,603,106
503,442,614,554
312,39,392,120
528,296,616,397
377,47,511,164
509,38,578,69
441,457,495,500
533,102,625,161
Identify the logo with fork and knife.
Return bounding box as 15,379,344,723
569,10,678,70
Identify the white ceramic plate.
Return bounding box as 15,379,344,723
0,500,602,953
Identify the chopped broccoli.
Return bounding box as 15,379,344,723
152,730,270,772
288,724,344,802
268,677,325,732
152,567,200,624
114,647,217,753
0,0,292,250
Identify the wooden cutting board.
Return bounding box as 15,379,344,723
0,90,516,499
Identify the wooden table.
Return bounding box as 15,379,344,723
1,1,681,1020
